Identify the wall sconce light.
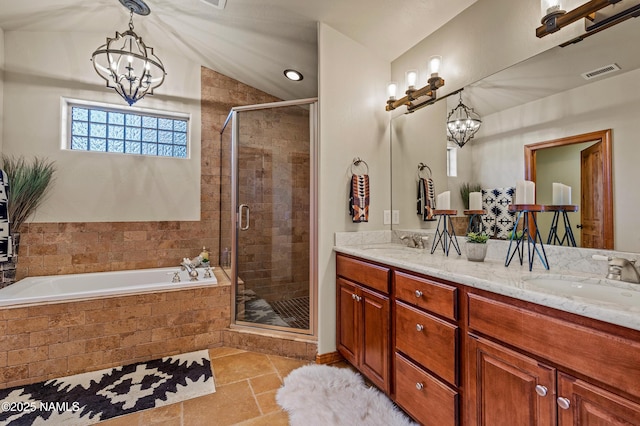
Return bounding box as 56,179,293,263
386,55,444,112
537,0,640,38
446,92,482,148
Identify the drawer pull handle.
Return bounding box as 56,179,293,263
354,295,362,302
415,382,424,390
535,385,548,397
415,290,423,298
557,397,571,410
351,293,356,300
416,324,424,332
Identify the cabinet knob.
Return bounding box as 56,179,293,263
351,293,356,300
534,385,548,397
355,295,362,302
415,290,423,298
415,382,424,390
416,324,424,332
557,397,571,410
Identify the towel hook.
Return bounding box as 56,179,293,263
416,162,432,180
351,157,369,175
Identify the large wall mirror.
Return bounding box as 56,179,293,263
391,18,640,253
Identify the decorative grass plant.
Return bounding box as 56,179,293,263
459,182,482,210
0,154,56,234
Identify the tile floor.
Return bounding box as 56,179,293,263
99,347,312,426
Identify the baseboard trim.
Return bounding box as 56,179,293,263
315,351,343,365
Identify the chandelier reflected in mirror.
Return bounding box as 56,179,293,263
446,92,482,148
91,0,166,106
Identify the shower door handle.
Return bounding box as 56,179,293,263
239,204,250,230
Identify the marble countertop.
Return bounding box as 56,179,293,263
334,238,640,332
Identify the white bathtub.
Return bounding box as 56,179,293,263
0,267,218,307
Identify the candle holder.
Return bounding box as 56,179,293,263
505,204,549,271
430,210,461,256
544,205,579,247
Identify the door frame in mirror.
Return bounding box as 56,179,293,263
524,129,613,249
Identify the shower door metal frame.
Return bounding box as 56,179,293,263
227,97,318,336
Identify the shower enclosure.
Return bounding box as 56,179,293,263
220,98,317,334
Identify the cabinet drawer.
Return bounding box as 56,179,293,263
395,301,458,386
395,271,457,320
395,353,458,426
336,254,390,294
468,293,640,400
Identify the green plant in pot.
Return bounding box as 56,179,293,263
459,182,481,210
0,155,56,282
465,231,489,262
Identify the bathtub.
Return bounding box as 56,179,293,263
0,266,218,307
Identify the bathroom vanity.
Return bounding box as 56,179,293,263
334,241,640,426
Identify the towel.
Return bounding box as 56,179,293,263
417,177,436,221
349,174,369,223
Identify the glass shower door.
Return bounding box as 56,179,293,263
229,99,316,334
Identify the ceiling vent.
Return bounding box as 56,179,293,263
581,63,621,80
200,0,227,10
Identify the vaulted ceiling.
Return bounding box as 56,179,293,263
0,0,476,101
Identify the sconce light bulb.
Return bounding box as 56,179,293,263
406,70,418,90
387,82,398,100
429,55,442,76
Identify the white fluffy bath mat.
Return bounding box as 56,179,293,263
0,349,215,425
276,364,417,426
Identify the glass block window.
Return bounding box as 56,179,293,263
67,103,188,158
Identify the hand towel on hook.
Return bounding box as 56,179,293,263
417,177,436,221
349,174,369,222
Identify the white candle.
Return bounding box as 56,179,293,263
525,181,535,204
515,180,535,204
563,185,572,205
437,191,451,210
552,182,563,205
469,192,482,211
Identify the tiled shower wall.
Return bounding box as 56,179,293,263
14,67,280,280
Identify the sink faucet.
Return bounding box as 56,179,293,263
400,234,428,249
606,257,640,283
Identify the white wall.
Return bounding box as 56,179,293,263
317,23,390,355
470,67,640,252
2,31,201,222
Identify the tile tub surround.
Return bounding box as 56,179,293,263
334,231,640,331
0,270,231,390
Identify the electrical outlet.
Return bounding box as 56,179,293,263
383,210,391,225
392,210,400,224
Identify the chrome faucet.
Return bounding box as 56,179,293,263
180,261,199,281
606,257,640,283
400,234,428,249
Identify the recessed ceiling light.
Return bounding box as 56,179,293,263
284,69,303,81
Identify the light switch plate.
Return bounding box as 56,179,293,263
383,210,391,225
392,210,400,224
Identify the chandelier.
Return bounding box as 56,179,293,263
91,0,166,106
446,92,482,148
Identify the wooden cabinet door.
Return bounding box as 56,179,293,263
557,373,640,425
360,286,390,393
336,277,359,367
466,335,556,426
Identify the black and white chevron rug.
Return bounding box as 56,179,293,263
0,349,215,425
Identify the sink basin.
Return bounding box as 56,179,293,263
358,244,426,255
523,278,640,309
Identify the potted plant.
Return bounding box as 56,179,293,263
0,155,56,283
465,231,489,262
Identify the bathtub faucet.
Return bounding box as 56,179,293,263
180,260,199,281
